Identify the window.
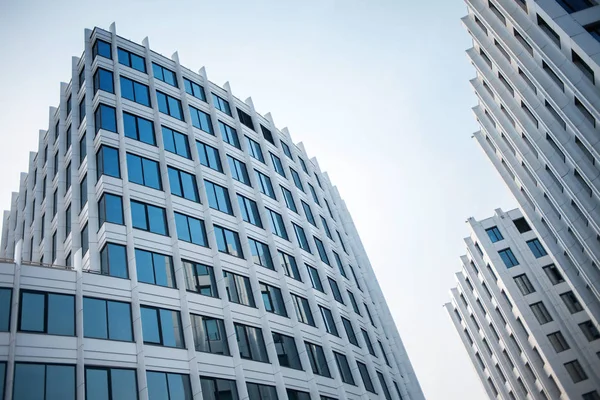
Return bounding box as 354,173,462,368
192,314,230,355
543,264,564,285
267,209,288,240
246,383,277,400
543,61,564,91
141,305,184,348
530,302,553,325
184,77,206,100
377,372,392,400
258,126,273,146
306,264,324,292
200,376,238,400
127,153,162,190
212,94,231,115
19,290,75,335
379,341,391,366
301,201,316,226
0,362,4,400
255,170,275,199
583,392,600,400
575,97,595,127
498,248,519,268
364,302,376,326
489,1,506,25
292,294,314,326
93,68,114,93
214,225,243,257
85,366,138,400
157,91,184,120
168,167,199,202
279,250,301,281
273,332,301,369
305,341,331,377
337,231,348,254
564,360,587,383
538,15,561,47
235,323,268,362
81,222,89,255
320,305,338,336
0,288,11,331
94,104,117,133
281,186,297,212
100,243,128,278
98,193,124,226
152,62,177,86
342,317,358,346
287,390,309,400
79,133,87,162
579,320,600,342
350,265,362,291
14,363,76,400
131,200,168,235
586,23,600,42
547,331,569,353
147,371,192,400
219,121,240,148
348,291,360,315
315,237,330,265
318,217,332,241
485,226,503,243
183,261,218,297
261,283,287,316
83,297,133,341
329,278,344,304
514,29,533,56
290,168,304,191
120,76,151,106
333,252,347,278
96,145,120,179
270,152,285,177
527,239,547,258
117,47,146,72
190,106,213,134
249,238,273,269
246,136,265,162
238,194,262,228
560,291,583,314
572,50,595,83
556,0,595,13
334,352,355,385
159,127,190,159
514,274,535,295
228,155,251,184
360,329,375,355
205,180,233,214
79,96,86,123
237,108,254,130
174,212,208,246
197,141,223,173
93,38,111,59
135,249,175,288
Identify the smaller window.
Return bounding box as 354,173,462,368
235,323,269,362
183,261,218,297
98,193,124,226
267,209,288,240
498,248,519,268
131,200,169,235
135,249,175,288
237,108,254,130
94,104,117,133
274,332,302,371
293,223,310,252
281,141,293,159
214,225,244,258
96,145,121,179
141,305,185,348
227,155,250,185
302,201,316,226
281,186,297,213
292,294,314,326
527,239,547,258
572,50,595,83
168,167,199,202
162,126,190,158
514,274,535,296
198,142,224,173
537,15,561,48
290,167,304,191
192,314,229,355
205,180,233,215
238,194,263,228
249,238,273,269
280,251,301,281
362,329,375,356
93,68,114,94
190,106,213,134
560,291,583,314
530,301,553,325
152,62,177,87
305,341,331,377
174,212,208,247
246,136,265,162
328,278,344,304
127,153,162,190
117,47,146,72
348,291,360,315
543,264,564,285
334,352,355,385
564,359,587,383
270,152,285,177
306,265,324,292
320,305,338,336
579,320,600,342
255,170,276,199
100,243,128,278
93,39,111,59
547,331,570,353
218,121,240,148
224,271,255,307
342,317,358,346
314,237,330,265
156,91,184,120
212,93,232,115
377,372,392,400
184,77,206,100
261,283,287,317
485,226,503,243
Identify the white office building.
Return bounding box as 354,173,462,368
446,208,600,399
0,24,424,400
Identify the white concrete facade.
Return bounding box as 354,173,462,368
446,208,600,400
0,25,424,400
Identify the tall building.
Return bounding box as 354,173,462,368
0,25,424,400
445,209,600,399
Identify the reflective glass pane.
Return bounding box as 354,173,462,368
108,243,129,278
46,364,75,400
141,307,160,344
108,301,133,341
111,368,138,400
160,309,183,348
20,292,45,332
83,297,108,339
135,249,155,285
137,117,155,145
48,294,74,335
14,363,45,400
147,371,169,400
167,373,192,400
148,206,167,235
126,154,144,185
0,288,11,331
86,368,109,400
189,217,207,246
142,158,162,190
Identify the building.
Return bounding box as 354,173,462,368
445,208,600,399
0,24,424,400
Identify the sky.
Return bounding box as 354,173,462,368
0,1,518,399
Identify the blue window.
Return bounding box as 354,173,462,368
279,250,301,281
83,297,133,341
499,248,519,268
333,251,347,278
293,294,314,326
131,200,169,235
302,201,316,226
320,306,338,336
86,367,138,400
100,243,129,278
175,212,208,247
357,362,376,394
156,91,184,120
227,155,251,185
96,145,120,179
321,216,333,240
168,167,199,202
218,121,240,149
120,76,151,107
79,96,86,123
486,226,503,243
527,239,547,258
126,153,162,190
238,194,262,228
118,47,146,72
93,68,114,93
0,288,11,331
162,126,190,158
246,136,265,162
281,186,297,213
14,363,76,400
212,93,231,116
147,371,192,400
255,170,276,199
260,126,275,145
184,77,206,100
123,112,156,145
214,225,244,258
298,157,309,174
267,209,288,240
197,141,223,172
306,264,324,292
293,223,310,252
81,223,89,255
152,62,178,87
65,125,72,153
290,168,304,192
80,133,87,163
98,193,124,226
308,183,320,205
141,305,185,348
281,141,293,159
349,291,361,315
270,153,285,177
194,317,231,355
79,174,88,210
135,249,176,288
329,278,344,304
93,39,111,59
235,323,269,362
190,106,213,134
19,290,75,336
249,238,273,269
224,271,255,307
261,284,287,317
183,261,218,297
314,237,329,265
237,108,254,130
205,180,233,215
94,104,117,133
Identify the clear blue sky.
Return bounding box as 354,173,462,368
0,1,517,399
